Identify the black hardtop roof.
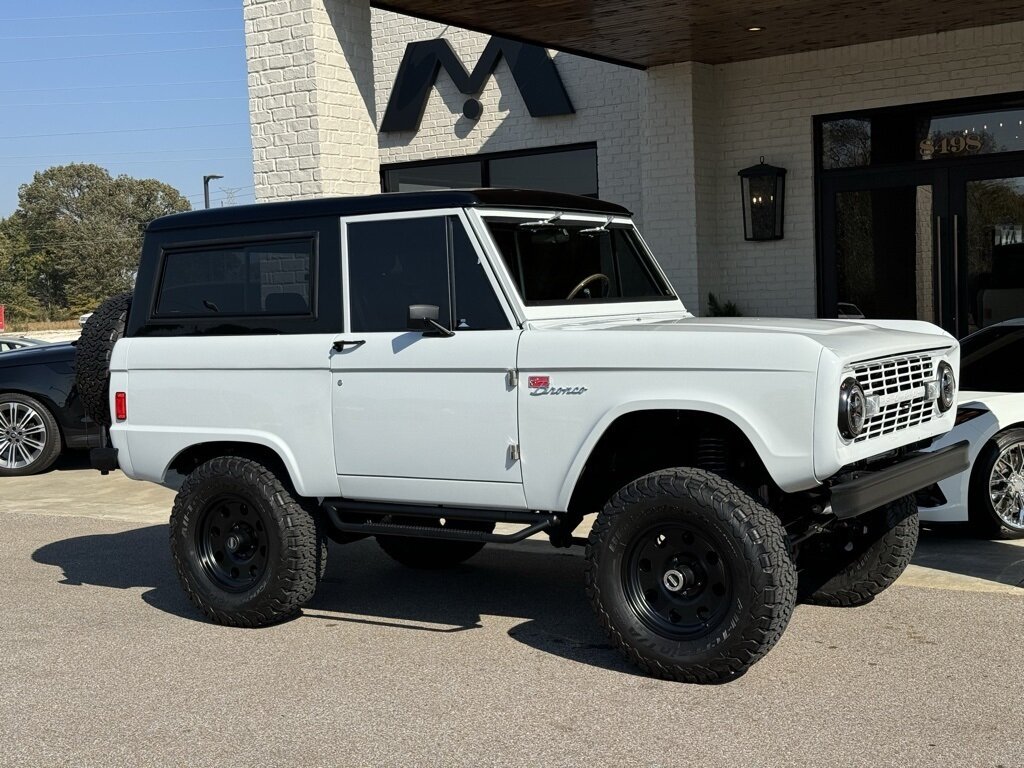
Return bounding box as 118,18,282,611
148,188,632,233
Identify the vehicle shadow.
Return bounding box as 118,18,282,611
914,527,1024,589
31,525,640,677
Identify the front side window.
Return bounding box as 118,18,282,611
347,216,509,332
486,218,674,305
156,239,313,317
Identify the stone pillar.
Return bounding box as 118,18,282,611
638,62,718,315
245,0,379,202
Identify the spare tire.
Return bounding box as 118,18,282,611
75,292,132,426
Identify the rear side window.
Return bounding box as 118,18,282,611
156,239,314,317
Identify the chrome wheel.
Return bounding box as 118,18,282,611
989,440,1024,531
0,401,47,470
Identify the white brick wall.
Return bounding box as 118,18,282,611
248,7,1024,319
246,0,378,202
705,21,1024,318
372,10,646,220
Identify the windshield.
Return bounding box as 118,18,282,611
485,218,675,305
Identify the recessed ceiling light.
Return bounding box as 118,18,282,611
748,26,764,31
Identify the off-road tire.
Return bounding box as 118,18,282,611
376,519,494,569
585,468,797,684
169,456,326,626
798,494,918,606
75,292,131,426
968,428,1024,540
0,393,62,476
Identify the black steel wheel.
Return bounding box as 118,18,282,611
170,456,325,627
797,494,918,606
586,467,797,684
623,521,734,641
195,493,272,593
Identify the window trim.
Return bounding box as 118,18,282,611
340,208,518,334
151,232,318,321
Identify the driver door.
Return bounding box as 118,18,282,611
330,210,525,509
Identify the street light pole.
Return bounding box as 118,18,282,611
203,174,224,209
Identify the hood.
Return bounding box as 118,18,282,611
528,315,956,365
0,341,75,369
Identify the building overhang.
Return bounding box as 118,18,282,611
373,0,1024,68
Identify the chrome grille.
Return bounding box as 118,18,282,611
849,353,937,443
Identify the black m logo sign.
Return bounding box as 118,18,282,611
381,37,575,133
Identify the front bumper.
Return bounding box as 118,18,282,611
829,441,969,519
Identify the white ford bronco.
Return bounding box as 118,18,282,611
80,189,968,683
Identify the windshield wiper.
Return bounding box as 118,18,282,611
518,211,565,229
579,216,614,236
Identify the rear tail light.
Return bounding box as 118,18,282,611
115,392,127,421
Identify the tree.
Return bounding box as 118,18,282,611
7,163,191,319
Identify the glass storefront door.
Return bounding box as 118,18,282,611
950,163,1024,336
820,168,945,325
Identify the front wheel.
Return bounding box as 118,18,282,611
969,428,1024,539
586,468,797,684
170,456,326,626
0,393,62,477
797,494,918,606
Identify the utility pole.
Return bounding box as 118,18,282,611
203,174,224,209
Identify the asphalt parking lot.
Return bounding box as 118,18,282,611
2,456,1023,767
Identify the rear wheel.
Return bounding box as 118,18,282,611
376,518,494,569
0,393,62,476
969,428,1024,539
797,495,918,606
586,468,797,684
170,456,325,626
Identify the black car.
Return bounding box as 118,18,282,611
0,342,100,476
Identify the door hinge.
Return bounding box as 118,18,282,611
507,369,518,388
508,442,521,462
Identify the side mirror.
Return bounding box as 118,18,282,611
407,304,454,337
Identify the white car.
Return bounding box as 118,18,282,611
919,319,1024,538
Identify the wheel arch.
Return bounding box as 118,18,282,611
165,439,302,496
562,402,780,516
0,389,66,448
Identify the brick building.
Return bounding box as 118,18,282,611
244,0,1024,335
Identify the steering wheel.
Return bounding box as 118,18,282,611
566,273,610,300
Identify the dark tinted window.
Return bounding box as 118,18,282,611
156,239,312,317
384,162,482,192
451,223,509,330
347,217,450,332
487,220,672,305
489,148,598,197
959,325,1024,392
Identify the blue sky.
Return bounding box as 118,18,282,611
0,0,253,216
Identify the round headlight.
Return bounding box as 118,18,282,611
937,361,955,412
838,377,867,440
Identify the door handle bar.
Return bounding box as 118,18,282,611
332,339,366,351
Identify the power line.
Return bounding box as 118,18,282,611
0,45,237,65
0,147,250,160
0,80,238,94
7,96,248,107
0,157,252,168
0,122,249,140
0,8,238,22
0,29,239,41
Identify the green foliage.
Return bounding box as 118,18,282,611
707,292,742,317
0,163,190,322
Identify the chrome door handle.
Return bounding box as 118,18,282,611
332,340,366,351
